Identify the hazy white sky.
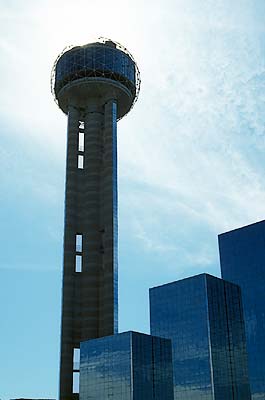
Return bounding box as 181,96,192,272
1,0,265,398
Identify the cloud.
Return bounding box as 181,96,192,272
118,19,265,238
1,0,265,271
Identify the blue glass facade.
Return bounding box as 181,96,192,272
79,331,174,400
219,220,265,400
150,274,251,400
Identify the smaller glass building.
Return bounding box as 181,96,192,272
79,331,174,400
150,274,251,400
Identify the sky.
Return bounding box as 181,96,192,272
1,0,265,398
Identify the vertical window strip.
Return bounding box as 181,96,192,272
76,234,83,252
72,372,80,393
75,255,82,272
78,131,84,152
78,154,84,169
73,348,80,371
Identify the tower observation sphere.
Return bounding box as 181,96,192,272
51,38,140,400
51,38,140,118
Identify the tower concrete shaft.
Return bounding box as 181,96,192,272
52,38,140,400
59,100,118,400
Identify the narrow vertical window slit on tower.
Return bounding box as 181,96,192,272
76,234,83,252
78,154,84,169
78,131,84,152
72,372,80,393
73,348,80,371
75,255,82,273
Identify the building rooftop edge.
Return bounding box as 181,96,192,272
218,218,265,238
80,330,172,343
149,273,213,291
149,272,242,292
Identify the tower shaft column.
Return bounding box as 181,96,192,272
52,38,140,400
59,101,118,400
79,105,103,342
99,100,118,336
60,105,80,400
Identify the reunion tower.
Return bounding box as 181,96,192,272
51,38,140,400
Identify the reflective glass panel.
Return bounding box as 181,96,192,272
150,274,251,400
219,220,265,400
80,331,174,400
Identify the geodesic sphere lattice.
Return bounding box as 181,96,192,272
52,40,140,118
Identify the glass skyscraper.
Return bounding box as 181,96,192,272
219,220,265,400
150,274,251,400
79,331,174,400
